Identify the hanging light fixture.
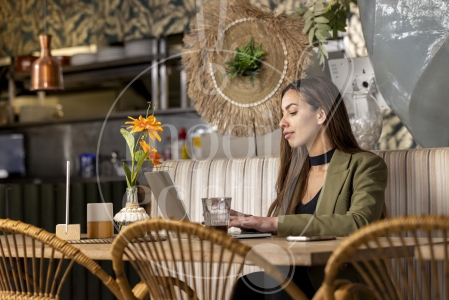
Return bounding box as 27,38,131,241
30,0,64,91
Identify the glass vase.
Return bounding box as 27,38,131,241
344,92,383,150
113,186,150,236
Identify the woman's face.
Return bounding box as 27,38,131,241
279,90,325,149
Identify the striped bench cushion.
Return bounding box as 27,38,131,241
374,148,449,217
151,148,449,220
148,148,449,298
151,157,279,222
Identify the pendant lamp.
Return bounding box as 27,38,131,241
30,0,64,91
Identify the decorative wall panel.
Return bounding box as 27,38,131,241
0,0,197,56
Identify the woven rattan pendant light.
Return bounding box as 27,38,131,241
30,0,64,91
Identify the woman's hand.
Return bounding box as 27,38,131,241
229,210,278,233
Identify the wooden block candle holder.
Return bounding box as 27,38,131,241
56,224,81,241
56,161,81,241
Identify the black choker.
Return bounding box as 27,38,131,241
309,148,336,166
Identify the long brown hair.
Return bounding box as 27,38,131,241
267,76,365,216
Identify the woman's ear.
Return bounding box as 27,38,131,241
317,108,327,125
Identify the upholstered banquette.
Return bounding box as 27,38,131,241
148,148,449,298
151,148,449,221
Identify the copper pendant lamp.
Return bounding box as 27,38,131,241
30,0,64,91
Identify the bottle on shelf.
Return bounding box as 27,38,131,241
163,137,172,161
178,127,189,159
171,134,179,160
191,128,204,160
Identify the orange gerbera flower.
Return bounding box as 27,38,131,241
139,141,162,166
139,140,150,153
126,115,163,142
148,148,163,166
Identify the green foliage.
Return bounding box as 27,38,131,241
225,37,266,87
121,128,146,187
120,128,134,155
123,163,132,187
297,0,357,68
133,150,148,184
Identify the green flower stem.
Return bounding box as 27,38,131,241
146,102,153,118
132,131,146,186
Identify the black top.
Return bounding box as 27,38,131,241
295,188,322,214
296,148,336,214
309,148,336,166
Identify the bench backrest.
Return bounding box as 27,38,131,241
152,148,449,221
374,148,449,217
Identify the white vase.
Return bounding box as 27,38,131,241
113,186,150,234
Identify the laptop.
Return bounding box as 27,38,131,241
144,171,271,239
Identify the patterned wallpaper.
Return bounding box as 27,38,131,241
0,0,197,57
375,109,417,150
0,0,300,57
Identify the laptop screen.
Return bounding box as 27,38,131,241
144,171,191,222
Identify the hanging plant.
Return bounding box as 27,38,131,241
225,37,266,87
296,0,357,67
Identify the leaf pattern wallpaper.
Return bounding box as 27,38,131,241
0,0,202,57
0,0,299,57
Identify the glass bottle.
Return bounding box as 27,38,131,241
344,92,383,150
163,137,172,161
179,127,189,159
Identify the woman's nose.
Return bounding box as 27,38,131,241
279,116,287,128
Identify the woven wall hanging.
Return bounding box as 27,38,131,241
182,0,311,137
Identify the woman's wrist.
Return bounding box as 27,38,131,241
268,217,278,232
229,214,278,233
254,217,278,233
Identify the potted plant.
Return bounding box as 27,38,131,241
113,103,163,231
225,37,266,87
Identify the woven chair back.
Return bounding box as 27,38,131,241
111,218,308,300
322,215,449,300
0,219,123,300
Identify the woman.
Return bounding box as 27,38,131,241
229,76,388,298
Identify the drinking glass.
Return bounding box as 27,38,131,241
201,197,232,232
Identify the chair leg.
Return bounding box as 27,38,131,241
133,277,198,300
333,280,381,300
132,282,149,300
312,285,326,300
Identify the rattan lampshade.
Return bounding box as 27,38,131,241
182,0,310,137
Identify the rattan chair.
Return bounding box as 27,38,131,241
320,215,449,300
111,218,308,300
0,218,123,300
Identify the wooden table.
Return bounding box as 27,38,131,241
415,242,449,260
0,235,435,266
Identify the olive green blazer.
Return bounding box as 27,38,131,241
277,149,388,237
276,149,388,293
